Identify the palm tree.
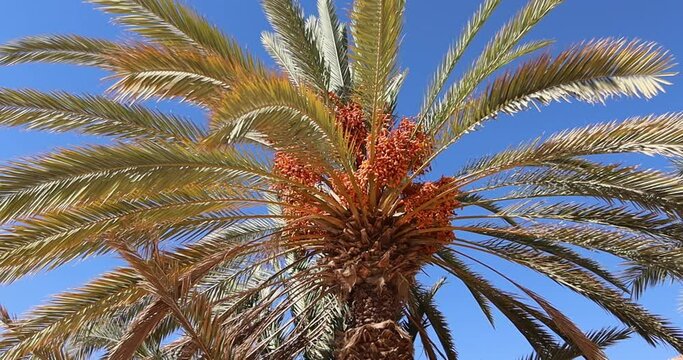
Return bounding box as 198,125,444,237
0,0,682,358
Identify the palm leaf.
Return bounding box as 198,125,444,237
434,251,560,356
261,31,305,86
454,239,683,352
452,39,674,140
0,190,265,283
0,142,275,224
0,88,204,142
87,0,245,59
459,113,683,183
262,0,329,93
317,0,351,95
408,280,458,360
0,35,119,67
425,0,563,132
522,327,632,360
103,45,256,105
469,163,683,218
207,75,352,168
350,0,405,130
420,0,501,115
0,223,276,358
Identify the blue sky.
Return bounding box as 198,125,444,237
1,0,682,359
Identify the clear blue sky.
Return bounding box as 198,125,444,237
1,1,682,359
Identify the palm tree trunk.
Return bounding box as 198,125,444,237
336,283,413,360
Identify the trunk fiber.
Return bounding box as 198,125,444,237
336,283,413,360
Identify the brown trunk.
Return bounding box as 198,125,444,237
335,283,413,360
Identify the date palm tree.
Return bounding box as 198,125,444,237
1,0,683,359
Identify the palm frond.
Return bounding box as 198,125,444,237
0,88,204,142
507,280,606,360
425,0,563,132
0,190,264,284
434,251,560,356
459,113,683,183
262,0,329,93
106,242,217,360
0,223,276,358
317,0,351,96
0,35,119,67
350,0,405,130
455,222,628,293
261,31,305,86
467,201,681,242
207,75,352,168
420,0,501,115
511,225,683,295
469,163,683,218
0,142,271,224
70,314,166,359
522,327,632,360
453,239,683,352
452,39,674,140
408,280,458,360
104,45,255,105
87,0,245,59
0,268,144,358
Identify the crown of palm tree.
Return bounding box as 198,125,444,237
0,0,682,359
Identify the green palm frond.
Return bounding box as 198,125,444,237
350,0,405,129
434,251,560,356
87,0,242,58
207,75,352,168
510,282,606,359
465,201,681,241
469,163,683,218
0,190,268,283
454,222,628,293
521,327,632,360
261,31,304,86
452,239,683,352
103,44,264,105
459,113,683,182
420,0,501,115
0,35,119,67
449,39,674,141
317,0,351,96
0,142,273,222
425,0,563,132
262,0,330,93
406,280,458,360
0,88,205,142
